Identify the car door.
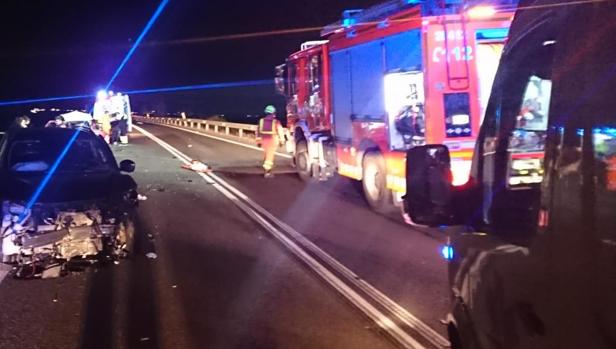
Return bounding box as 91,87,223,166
449,11,559,347
537,4,616,347
451,3,616,348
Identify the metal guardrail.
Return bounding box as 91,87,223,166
134,116,258,142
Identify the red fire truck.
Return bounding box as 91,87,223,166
276,0,517,213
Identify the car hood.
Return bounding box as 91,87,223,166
0,171,136,204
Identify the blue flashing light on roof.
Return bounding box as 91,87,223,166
596,127,616,138
321,0,520,37
342,9,362,28
342,18,356,27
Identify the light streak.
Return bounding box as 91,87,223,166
19,0,171,221
0,79,272,107
0,94,93,107
105,0,170,90
124,79,271,95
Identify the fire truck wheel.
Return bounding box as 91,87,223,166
295,141,314,182
362,152,394,213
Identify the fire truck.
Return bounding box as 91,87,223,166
276,0,517,213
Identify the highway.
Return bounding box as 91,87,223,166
0,122,450,349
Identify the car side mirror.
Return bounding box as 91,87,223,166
404,145,455,226
119,159,135,173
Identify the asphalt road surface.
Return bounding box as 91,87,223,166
0,123,450,349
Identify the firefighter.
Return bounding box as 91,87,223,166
99,112,112,143
257,105,285,178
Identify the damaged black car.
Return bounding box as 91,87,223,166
0,127,138,278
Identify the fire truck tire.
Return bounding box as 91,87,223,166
295,141,314,182
362,152,394,213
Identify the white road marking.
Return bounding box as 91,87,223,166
135,125,450,349
141,122,293,158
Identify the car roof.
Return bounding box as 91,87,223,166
6,127,98,143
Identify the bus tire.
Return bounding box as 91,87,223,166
362,152,394,213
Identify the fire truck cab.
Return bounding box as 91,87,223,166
277,0,517,214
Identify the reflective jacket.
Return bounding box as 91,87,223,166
257,115,283,140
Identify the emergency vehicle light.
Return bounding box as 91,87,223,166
441,245,454,260
467,5,496,19
342,9,362,27
476,28,509,41
451,159,471,186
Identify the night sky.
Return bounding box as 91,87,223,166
0,0,378,125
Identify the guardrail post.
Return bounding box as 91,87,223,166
214,125,218,133
225,126,230,135
239,129,243,138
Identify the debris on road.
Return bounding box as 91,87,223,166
137,194,148,201
147,184,166,192
171,284,178,289
181,160,211,173
41,264,62,279
187,144,193,148
139,337,150,342
145,252,158,259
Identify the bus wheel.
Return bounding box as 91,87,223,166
362,152,393,213
295,141,314,182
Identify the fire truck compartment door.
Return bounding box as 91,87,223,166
331,50,353,142
350,40,385,122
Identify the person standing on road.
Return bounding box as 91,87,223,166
257,105,285,178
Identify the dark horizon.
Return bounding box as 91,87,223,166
0,0,378,127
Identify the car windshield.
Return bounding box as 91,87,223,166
8,137,114,173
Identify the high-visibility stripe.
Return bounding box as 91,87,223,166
449,150,473,160
263,161,274,170
338,163,362,180
386,175,406,193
